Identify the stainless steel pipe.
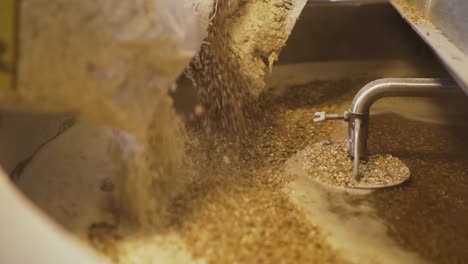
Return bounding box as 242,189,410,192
350,78,459,114
348,78,460,163
314,78,462,182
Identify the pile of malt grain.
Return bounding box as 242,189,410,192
302,140,410,187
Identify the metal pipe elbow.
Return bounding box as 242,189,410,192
350,78,460,115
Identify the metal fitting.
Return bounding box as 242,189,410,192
314,78,462,181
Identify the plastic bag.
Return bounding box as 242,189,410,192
10,0,201,138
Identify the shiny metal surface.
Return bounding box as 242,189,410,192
399,0,468,54
314,78,462,188
390,0,468,93
349,78,459,114
353,117,362,181
349,78,461,186
349,78,460,162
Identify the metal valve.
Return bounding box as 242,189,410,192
313,111,349,122
311,78,461,188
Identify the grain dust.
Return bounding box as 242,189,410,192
186,0,293,134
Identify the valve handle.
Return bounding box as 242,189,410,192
313,111,349,122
